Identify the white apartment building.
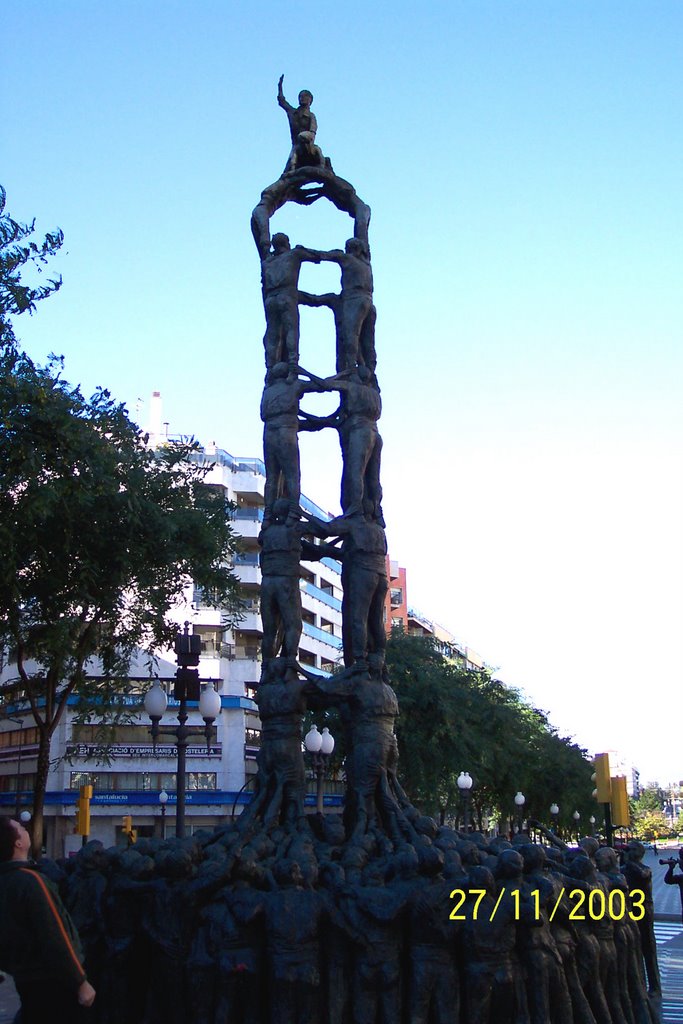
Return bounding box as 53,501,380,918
0,443,344,856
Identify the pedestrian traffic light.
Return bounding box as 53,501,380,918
611,775,629,827
593,753,611,803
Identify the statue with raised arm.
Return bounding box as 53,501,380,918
261,233,323,372
277,75,325,174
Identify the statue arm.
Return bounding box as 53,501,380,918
299,509,348,540
298,290,337,308
295,246,343,264
301,538,341,561
277,75,293,112
298,409,341,432
664,863,680,884
527,819,570,852
300,669,350,703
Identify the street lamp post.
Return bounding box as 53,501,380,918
573,810,581,840
457,771,473,832
514,792,526,834
304,724,335,815
144,624,221,839
589,814,596,837
550,803,559,835
158,790,169,839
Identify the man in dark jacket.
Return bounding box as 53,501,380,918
0,816,96,1021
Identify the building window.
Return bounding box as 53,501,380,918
0,774,36,793
0,727,40,748
69,772,216,792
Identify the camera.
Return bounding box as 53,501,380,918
659,857,678,866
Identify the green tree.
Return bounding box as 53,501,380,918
632,808,672,841
386,627,594,832
0,185,63,344
0,344,242,848
633,786,664,814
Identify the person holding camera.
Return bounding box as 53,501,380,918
662,850,683,922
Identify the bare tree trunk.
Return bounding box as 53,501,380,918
30,725,53,855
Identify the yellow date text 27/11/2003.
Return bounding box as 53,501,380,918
448,887,646,923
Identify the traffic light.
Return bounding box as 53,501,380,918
122,814,136,843
174,627,202,701
611,775,629,827
76,784,93,837
593,753,612,803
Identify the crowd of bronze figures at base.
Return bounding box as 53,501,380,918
33,825,661,1024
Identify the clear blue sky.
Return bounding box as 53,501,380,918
4,1,682,785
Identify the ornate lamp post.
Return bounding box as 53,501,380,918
158,789,169,839
304,724,335,814
514,791,526,834
457,771,473,832
550,803,559,834
589,814,596,837
144,624,221,839
573,810,581,840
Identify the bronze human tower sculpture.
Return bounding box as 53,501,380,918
241,76,423,849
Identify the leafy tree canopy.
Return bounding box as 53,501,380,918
387,627,595,829
0,343,243,845
0,185,63,344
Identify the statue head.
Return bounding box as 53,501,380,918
298,90,313,107
569,854,596,881
345,237,367,259
469,865,496,898
520,843,547,873
579,836,599,860
271,232,291,253
595,847,619,872
273,857,304,888
626,840,646,862
495,849,524,880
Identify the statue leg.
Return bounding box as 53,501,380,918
263,303,285,369
359,304,377,373
339,426,370,516
278,580,302,660
263,433,285,511
346,567,374,666
338,296,369,371
260,585,280,662
364,433,383,516
281,299,300,370
367,576,388,661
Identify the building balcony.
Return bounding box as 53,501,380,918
302,581,342,613
302,622,343,650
